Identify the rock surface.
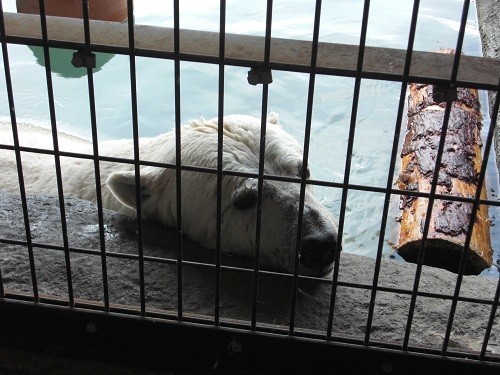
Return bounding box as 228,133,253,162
0,190,499,355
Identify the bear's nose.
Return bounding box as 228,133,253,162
299,231,339,269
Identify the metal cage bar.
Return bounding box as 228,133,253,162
0,237,487,294
0,240,3,296
445,79,500,355
0,0,38,302
363,0,421,344
0,0,499,369
80,0,110,312
1,233,498,306
125,0,146,315
481,156,500,358
0,265,3,298
0,141,498,207
214,0,226,326
0,298,498,373
480,86,500,360
289,0,323,335
173,0,184,321
251,0,273,331
38,0,74,306
442,82,496,352
327,0,371,340
403,0,471,350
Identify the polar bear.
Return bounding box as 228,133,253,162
0,115,339,276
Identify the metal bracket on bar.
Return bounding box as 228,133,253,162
432,84,457,103
71,49,96,69
247,66,273,86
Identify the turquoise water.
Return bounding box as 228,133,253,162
0,0,498,275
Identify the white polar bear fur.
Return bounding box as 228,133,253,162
0,115,338,275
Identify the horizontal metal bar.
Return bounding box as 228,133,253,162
1,142,498,208
2,12,499,90
0,236,497,307
0,298,498,372
3,289,499,361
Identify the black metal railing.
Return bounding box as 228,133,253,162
0,0,499,372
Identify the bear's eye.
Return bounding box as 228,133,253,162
297,164,311,179
232,186,258,210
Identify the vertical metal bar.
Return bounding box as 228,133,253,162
289,0,322,335
403,114,454,348
481,277,500,359
215,0,226,326
479,85,500,361
481,125,500,358
0,264,3,297
0,0,39,301
251,0,273,331
0,2,4,300
38,0,74,306
403,0,471,351
445,80,499,355
326,0,371,340
81,0,110,312
126,0,146,315
173,0,183,321
363,0,420,344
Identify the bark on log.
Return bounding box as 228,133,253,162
396,80,493,275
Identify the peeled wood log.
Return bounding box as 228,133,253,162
396,81,493,275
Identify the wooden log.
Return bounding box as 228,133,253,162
396,78,493,275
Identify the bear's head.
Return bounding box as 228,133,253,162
106,115,340,277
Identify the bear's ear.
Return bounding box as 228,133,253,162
267,112,280,126
106,171,154,209
232,181,258,210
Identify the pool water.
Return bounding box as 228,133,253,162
1,0,498,275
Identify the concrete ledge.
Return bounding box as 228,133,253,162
3,12,500,89
0,190,499,355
